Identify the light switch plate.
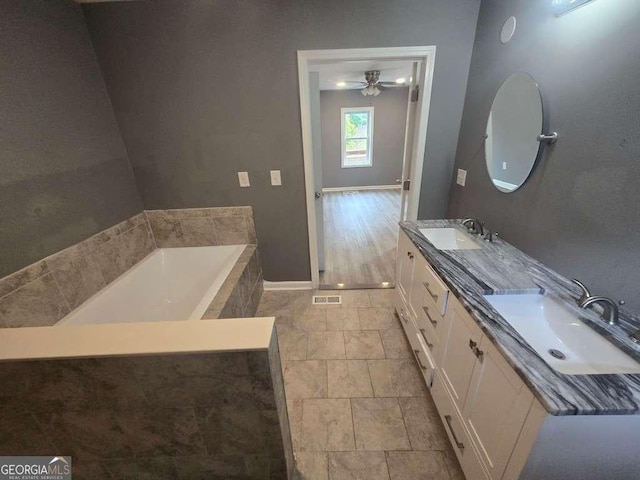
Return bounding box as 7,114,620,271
456,169,467,187
238,171,250,187
270,170,282,186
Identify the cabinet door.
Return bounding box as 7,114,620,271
396,231,416,313
431,373,490,480
462,336,534,480
437,298,483,413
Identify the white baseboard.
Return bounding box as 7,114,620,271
322,184,402,193
263,281,314,291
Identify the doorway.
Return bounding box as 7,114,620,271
298,47,437,289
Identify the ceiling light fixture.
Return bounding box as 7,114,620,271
395,78,406,84
336,81,346,87
552,0,597,16
361,85,381,97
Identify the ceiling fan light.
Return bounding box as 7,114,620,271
373,87,381,96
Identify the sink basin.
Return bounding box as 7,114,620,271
483,294,640,375
419,228,482,250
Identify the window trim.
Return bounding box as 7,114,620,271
340,106,374,168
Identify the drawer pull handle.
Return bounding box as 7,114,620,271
419,329,433,349
468,339,484,362
422,306,438,327
413,349,428,371
423,282,439,302
444,415,465,450
399,310,408,323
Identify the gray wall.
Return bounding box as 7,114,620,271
447,0,640,313
0,0,143,278
320,88,408,189
82,0,481,282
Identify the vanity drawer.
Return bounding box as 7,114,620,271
432,372,490,480
412,331,436,388
414,259,449,316
414,286,443,351
397,303,435,388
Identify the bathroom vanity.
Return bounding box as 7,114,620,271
394,220,640,480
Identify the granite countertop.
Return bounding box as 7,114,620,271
400,219,640,415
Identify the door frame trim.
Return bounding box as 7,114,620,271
297,46,437,288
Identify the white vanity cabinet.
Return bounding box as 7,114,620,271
437,297,482,412
394,230,542,480
395,229,640,480
462,330,535,480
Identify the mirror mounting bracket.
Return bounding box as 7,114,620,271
537,132,558,144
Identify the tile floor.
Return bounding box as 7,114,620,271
256,289,465,480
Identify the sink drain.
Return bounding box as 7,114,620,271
548,349,566,360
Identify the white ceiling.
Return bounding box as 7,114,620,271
310,60,417,91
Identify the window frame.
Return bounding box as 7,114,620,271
340,106,374,169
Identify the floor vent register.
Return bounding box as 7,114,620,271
312,295,342,305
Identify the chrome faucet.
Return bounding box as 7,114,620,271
571,279,592,305
580,296,619,326
462,218,484,236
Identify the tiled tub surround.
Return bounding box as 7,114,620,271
0,318,294,479
202,245,263,319
400,220,640,415
0,213,154,328
146,206,257,247
0,206,262,328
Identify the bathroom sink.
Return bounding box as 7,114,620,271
483,294,640,375
419,228,482,250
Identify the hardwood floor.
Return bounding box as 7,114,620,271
319,189,401,286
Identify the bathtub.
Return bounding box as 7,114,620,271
57,245,246,326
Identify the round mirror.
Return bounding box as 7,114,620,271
485,72,543,193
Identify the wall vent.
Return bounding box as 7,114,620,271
312,295,342,305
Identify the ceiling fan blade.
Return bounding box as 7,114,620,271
378,81,401,86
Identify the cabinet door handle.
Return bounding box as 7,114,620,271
399,310,408,324
409,253,415,260
422,306,438,327
468,339,484,362
413,349,428,371
444,415,465,450
419,329,433,349
423,282,439,302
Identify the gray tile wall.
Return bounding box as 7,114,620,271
202,245,263,320
0,207,262,328
0,344,290,479
0,214,154,328
146,206,257,248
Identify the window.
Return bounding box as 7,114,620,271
341,107,374,168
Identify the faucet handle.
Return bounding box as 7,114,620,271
571,279,591,305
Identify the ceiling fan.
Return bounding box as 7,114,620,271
344,70,404,96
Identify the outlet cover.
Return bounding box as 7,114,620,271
270,170,282,186
456,169,467,187
238,171,250,187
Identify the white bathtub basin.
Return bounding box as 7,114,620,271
57,245,246,326
483,293,640,375
419,227,482,250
